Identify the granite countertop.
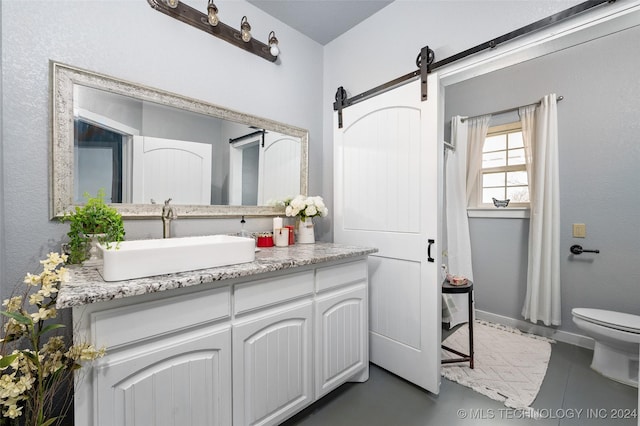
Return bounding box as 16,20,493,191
57,242,377,309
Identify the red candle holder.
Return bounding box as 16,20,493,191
256,233,274,247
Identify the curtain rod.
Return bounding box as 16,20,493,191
460,95,564,123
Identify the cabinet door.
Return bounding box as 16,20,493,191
94,325,231,426
233,301,313,426
315,284,368,397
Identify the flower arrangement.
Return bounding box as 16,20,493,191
0,252,105,425
283,195,329,222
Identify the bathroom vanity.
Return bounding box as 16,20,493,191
58,242,376,426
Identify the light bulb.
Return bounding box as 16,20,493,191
268,31,279,57
165,0,178,8
240,16,252,42
241,29,251,43
207,0,219,26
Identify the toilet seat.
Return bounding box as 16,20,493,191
572,308,640,334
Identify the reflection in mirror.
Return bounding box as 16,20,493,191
52,61,308,219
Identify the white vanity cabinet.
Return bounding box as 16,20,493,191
314,261,369,398
68,250,373,426
95,325,232,425
232,271,315,426
73,285,233,426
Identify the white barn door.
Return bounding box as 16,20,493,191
132,136,212,205
259,133,301,204
334,77,442,393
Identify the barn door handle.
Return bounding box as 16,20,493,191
427,239,435,263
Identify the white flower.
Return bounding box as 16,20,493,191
314,197,326,210
28,292,44,306
30,307,56,323
290,196,306,210
23,273,40,286
2,297,22,312
281,195,329,220
39,283,58,298
4,403,23,419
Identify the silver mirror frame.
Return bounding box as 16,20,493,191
50,61,308,219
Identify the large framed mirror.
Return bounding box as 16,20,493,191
50,61,308,219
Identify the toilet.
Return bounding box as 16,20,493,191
572,308,640,388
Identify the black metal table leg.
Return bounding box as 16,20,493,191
442,281,474,369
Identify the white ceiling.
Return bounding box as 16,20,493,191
247,0,394,45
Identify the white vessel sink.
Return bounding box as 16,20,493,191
99,235,256,282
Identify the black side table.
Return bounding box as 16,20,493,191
442,280,474,369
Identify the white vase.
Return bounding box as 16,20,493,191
297,218,315,244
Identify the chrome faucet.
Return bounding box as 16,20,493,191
162,198,177,238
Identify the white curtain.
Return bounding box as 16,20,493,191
443,115,491,327
520,94,561,326
466,116,492,206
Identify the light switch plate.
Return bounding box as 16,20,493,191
573,223,586,238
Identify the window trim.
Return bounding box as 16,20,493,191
473,121,530,209
467,207,530,219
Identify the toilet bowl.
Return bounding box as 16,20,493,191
572,308,640,388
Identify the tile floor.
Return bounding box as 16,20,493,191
283,340,638,425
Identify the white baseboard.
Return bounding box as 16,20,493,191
475,309,594,350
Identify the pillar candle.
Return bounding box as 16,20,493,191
273,217,283,233
274,228,289,247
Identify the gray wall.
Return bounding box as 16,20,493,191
0,0,322,298
444,25,640,333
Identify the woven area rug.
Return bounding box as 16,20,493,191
441,320,553,410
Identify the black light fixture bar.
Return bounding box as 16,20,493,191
333,0,612,120
147,0,277,62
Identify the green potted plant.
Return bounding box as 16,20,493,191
61,189,125,264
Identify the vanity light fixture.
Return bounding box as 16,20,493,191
147,0,279,62
240,16,252,42
206,0,219,26
268,31,280,57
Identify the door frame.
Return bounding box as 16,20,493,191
435,2,639,97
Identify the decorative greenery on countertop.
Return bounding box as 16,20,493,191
60,189,125,264
0,252,105,425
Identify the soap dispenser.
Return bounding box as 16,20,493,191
239,216,251,238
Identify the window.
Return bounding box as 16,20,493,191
478,122,529,208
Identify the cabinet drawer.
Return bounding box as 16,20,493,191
91,286,230,349
234,270,314,315
316,260,367,293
